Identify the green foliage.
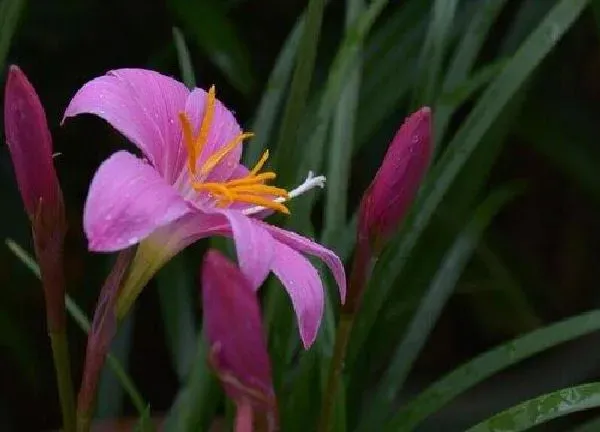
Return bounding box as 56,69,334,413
2,0,600,430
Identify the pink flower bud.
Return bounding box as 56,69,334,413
358,107,432,249
202,250,277,431
4,65,67,332
4,65,63,222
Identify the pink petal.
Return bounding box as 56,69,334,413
63,68,189,183
216,211,274,289
183,88,243,182
264,223,346,303
84,151,190,252
4,65,62,218
202,250,275,410
114,211,230,317
270,240,324,348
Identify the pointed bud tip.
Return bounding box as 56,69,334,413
358,107,433,246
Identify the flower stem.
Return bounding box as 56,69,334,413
49,331,76,432
318,312,354,432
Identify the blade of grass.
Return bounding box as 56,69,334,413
169,0,255,95
435,0,510,145
4,239,149,420
347,0,591,369
156,254,197,383
465,382,600,431
384,309,600,431
356,0,429,147
264,0,392,386
0,0,25,73
355,184,524,431
244,14,304,165
270,0,326,185
322,0,364,245
96,313,134,419
163,334,221,432
172,27,196,89
294,0,391,189
413,0,459,105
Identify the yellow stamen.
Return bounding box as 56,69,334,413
179,113,197,174
226,172,277,187
197,85,217,156
250,150,269,176
200,132,254,176
193,182,235,201
230,184,289,197
178,86,290,214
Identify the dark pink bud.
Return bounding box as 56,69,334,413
202,250,277,431
4,65,63,221
358,107,432,248
4,65,67,332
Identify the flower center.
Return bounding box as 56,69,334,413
178,86,290,214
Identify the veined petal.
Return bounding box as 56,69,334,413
216,210,274,289
84,151,190,252
202,250,275,412
264,223,346,302
63,69,189,182
270,241,324,348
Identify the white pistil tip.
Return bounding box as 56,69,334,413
243,171,327,216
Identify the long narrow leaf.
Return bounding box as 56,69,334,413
4,239,149,419
355,184,523,431
348,0,591,369
244,15,304,165
270,0,326,185
465,382,600,432
414,0,459,105
0,0,25,73
322,0,364,244
384,310,600,431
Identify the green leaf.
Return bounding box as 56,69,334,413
435,0,510,144
163,334,221,432
0,0,25,73
356,0,429,148
322,0,365,246
356,184,524,431
243,15,303,165
4,239,150,420
347,0,591,371
172,27,196,89
414,0,459,105
465,382,600,431
169,0,255,95
385,309,600,431
156,254,197,383
97,312,134,419
270,0,327,185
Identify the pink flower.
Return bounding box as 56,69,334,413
358,107,432,249
202,250,277,432
4,65,67,331
63,68,346,347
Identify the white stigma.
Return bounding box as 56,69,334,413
243,171,326,216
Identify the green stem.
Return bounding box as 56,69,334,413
318,313,354,432
49,331,76,432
